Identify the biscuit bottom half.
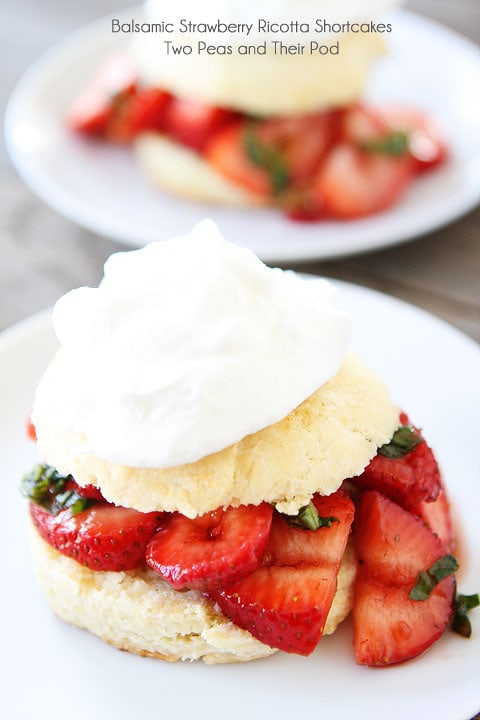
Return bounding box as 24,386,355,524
29,521,356,664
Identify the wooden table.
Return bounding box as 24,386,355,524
1,0,479,341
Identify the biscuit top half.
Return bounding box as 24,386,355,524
32,222,399,516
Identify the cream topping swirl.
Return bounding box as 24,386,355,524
33,221,351,468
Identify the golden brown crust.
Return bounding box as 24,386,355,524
34,353,398,517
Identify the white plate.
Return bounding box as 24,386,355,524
5,8,480,262
1,281,479,720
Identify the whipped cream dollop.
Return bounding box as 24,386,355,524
34,221,351,468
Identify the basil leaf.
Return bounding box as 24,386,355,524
409,554,459,601
244,129,289,196
378,425,423,459
281,501,339,531
20,463,94,516
362,130,409,156
452,592,480,638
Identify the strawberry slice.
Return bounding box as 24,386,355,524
352,413,442,509
412,486,455,551
206,112,336,198
211,490,354,655
310,143,413,219
30,502,162,572
106,88,171,142
380,106,447,172
353,491,456,665
25,414,37,442
255,111,338,186
67,53,137,136
145,503,273,590
164,97,239,152
341,103,389,144
205,121,276,197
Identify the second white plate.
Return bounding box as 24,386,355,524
5,8,480,261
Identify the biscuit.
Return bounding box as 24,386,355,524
29,521,356,664
135,133,265,206
34,353,399,517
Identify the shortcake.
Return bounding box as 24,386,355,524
67,0,447,221
22,222,475,664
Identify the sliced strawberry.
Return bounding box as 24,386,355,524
212,490,354,655
164,97,239,152
205,121,274,197
380,106,447,172
25,414,37,442
310,143,413,219
412,487,455,551
67,53,137,136
206,112,337,198
256,111,338,186
30,502,162,571
341,103,389,144
352,414,441,509
353,490,455,665
145,503,273,590
66,478,106,503
106,88,171,142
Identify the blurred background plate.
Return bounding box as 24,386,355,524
5,7,480,262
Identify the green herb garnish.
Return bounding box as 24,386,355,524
20,463,93,516
244,129,289,196
378,425,423,459
362,130,410,156
409,554,459,601
282,501,339,531
452,592,480,638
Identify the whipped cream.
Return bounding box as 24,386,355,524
33,221,351,468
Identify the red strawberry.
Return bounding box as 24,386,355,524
206,121,276,197
412,487,455,551
353,491,455,665
165,97,238,152
380,106,447,172
67,53,137,136
310,143,413,219
212,490,354,655
352,414,441,509
145,503,273,590
106,88,171,142
66,478,106,503
255,111,338,186
206,112,336,198
341,103,389,144
30,502,162,571
25,414,37,442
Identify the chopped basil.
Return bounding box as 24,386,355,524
362,130,410,156
20,463,94,516
378,424,423,459
452,592,480,638
243,129,289,196
409,554,459,600
281,501,339,531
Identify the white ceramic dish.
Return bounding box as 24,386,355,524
2,280,479,720
5,9,480,262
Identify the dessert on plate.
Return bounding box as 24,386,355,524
21,221,476,664
67,0,447,222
